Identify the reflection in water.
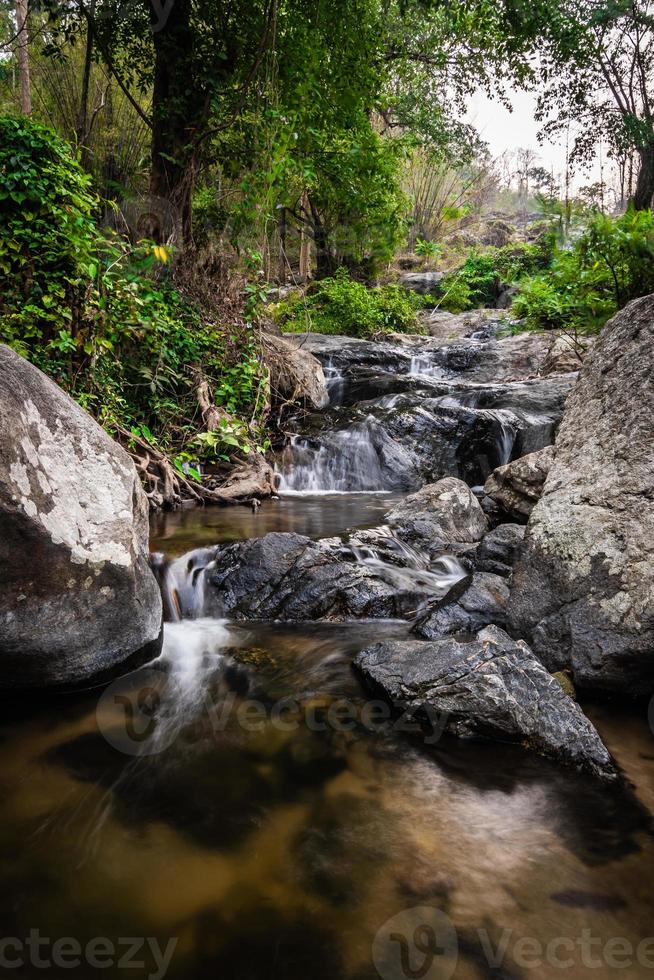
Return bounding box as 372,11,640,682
150,492,404,556
0,619,653,979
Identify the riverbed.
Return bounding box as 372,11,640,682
1,494,653,979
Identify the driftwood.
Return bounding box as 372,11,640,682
192,367,231,432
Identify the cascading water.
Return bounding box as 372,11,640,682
347,525,466,601
323,359,346,406
481,408,518,466
276,419,392,493
151,546,219,621
409,354,440,378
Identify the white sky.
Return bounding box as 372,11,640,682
466,89,608,190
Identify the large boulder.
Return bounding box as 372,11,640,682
205,532,466,622
354,625,617,781
0,346,163,689
509,296,654,695
400,271,444,294
484,446,556,520
474,523,525,577
386,478,488,556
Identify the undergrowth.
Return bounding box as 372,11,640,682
0,116,269,482
269,270,424,337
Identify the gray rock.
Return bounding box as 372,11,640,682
0,346,162,689
475,524,526,577
353,625,617,781
386,478,488,556
509,296,654,695
400,271,444,294
541,333,588,376
412,572,509,638
284,330,566,386
484,446,556,520
205,531,465,622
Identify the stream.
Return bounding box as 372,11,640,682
1,330,654,979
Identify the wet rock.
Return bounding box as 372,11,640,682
353,625,617,780
474,524,526,577
205,532,465,622
412,572,509,638
509,296,654,695
0,345,163,689
284,330,564,386
484,446,556,520
387,478,488,556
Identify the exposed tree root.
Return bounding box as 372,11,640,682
115,424,274,511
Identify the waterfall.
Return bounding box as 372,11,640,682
323,359,346,406
161,618,234,701
481,409,518,466
409,354,439,378
276,420,391,493
151,547,219,621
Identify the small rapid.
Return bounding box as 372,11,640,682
275,420,397,493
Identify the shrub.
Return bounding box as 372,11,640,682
430,241,552,313
270,271,423,337
512,210,654,333
0,116,268,464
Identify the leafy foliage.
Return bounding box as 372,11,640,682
0,117,268,466
270,271,423,337
431,242,552,312
512,209,654,331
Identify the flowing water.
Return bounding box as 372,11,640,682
2,335,654,979
2,600,654,979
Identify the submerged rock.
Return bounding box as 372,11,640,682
354,625,617,781
484,446,556,520
509,296,654,695
0,346,162,689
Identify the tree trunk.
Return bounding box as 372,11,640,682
299,191,311,280
76,2,95,168
309,197,333,279
278,206,287,283
149,0,197,244
15,0,31,116
633,143,654,211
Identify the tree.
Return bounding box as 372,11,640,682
530,0,654,209
15,0,31,114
